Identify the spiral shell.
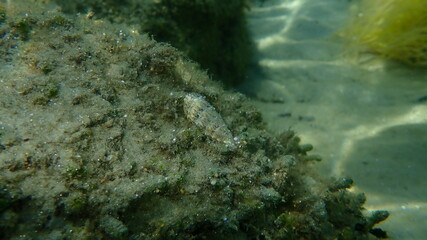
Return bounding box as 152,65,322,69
183,93,234,146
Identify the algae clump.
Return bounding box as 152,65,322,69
0,5,5,24
343,0,427,67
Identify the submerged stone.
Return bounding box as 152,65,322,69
0,2,387,240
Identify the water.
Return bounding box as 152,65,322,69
240,0,427,239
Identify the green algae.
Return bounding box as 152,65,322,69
343,0,427,67
0,5,5,25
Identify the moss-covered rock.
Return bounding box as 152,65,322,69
52,0,253,87
0,2,387,240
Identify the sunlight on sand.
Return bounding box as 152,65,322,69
242,0,427,239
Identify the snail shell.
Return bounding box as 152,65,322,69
183,93,234,146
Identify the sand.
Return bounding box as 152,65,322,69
240,0,427,239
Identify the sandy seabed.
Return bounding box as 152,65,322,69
240,0,427,239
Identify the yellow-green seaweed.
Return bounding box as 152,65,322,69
343,0,427,66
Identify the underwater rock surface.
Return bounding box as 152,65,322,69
51,0,253,87
0,3,387,240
